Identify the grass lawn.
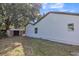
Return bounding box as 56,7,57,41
0,36,79,56
31,38,79,56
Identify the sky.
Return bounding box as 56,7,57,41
40,3,79,15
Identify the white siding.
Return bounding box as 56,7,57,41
26,13,79,45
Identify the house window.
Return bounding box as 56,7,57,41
35,27,38,34
68,23,74,31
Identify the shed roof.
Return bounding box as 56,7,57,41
30,12,79,25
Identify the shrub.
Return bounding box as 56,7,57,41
0,30,7,38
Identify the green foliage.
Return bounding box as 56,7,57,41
0,30,7,38
0,3,42,29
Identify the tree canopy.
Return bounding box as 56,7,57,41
0,3,42,30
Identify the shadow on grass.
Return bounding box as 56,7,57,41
0,36,32,56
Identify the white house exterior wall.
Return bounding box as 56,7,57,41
26,13,79,45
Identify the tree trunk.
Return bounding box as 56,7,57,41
5,17,10,30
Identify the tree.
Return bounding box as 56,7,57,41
0,3,42,30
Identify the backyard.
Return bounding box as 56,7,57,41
0,36,79,56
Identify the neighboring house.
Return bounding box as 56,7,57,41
26,12,79,45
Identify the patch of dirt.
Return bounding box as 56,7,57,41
0,36,32,56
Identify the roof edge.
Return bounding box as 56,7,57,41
30,11,79,25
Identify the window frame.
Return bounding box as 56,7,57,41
68,23,74,31
34,27,38,34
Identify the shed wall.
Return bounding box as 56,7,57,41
26,13,79,45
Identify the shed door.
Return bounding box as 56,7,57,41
14,31,19,36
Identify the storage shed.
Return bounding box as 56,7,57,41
26,12,79,45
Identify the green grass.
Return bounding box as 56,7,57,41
30,38,79,56
0,36,79,56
